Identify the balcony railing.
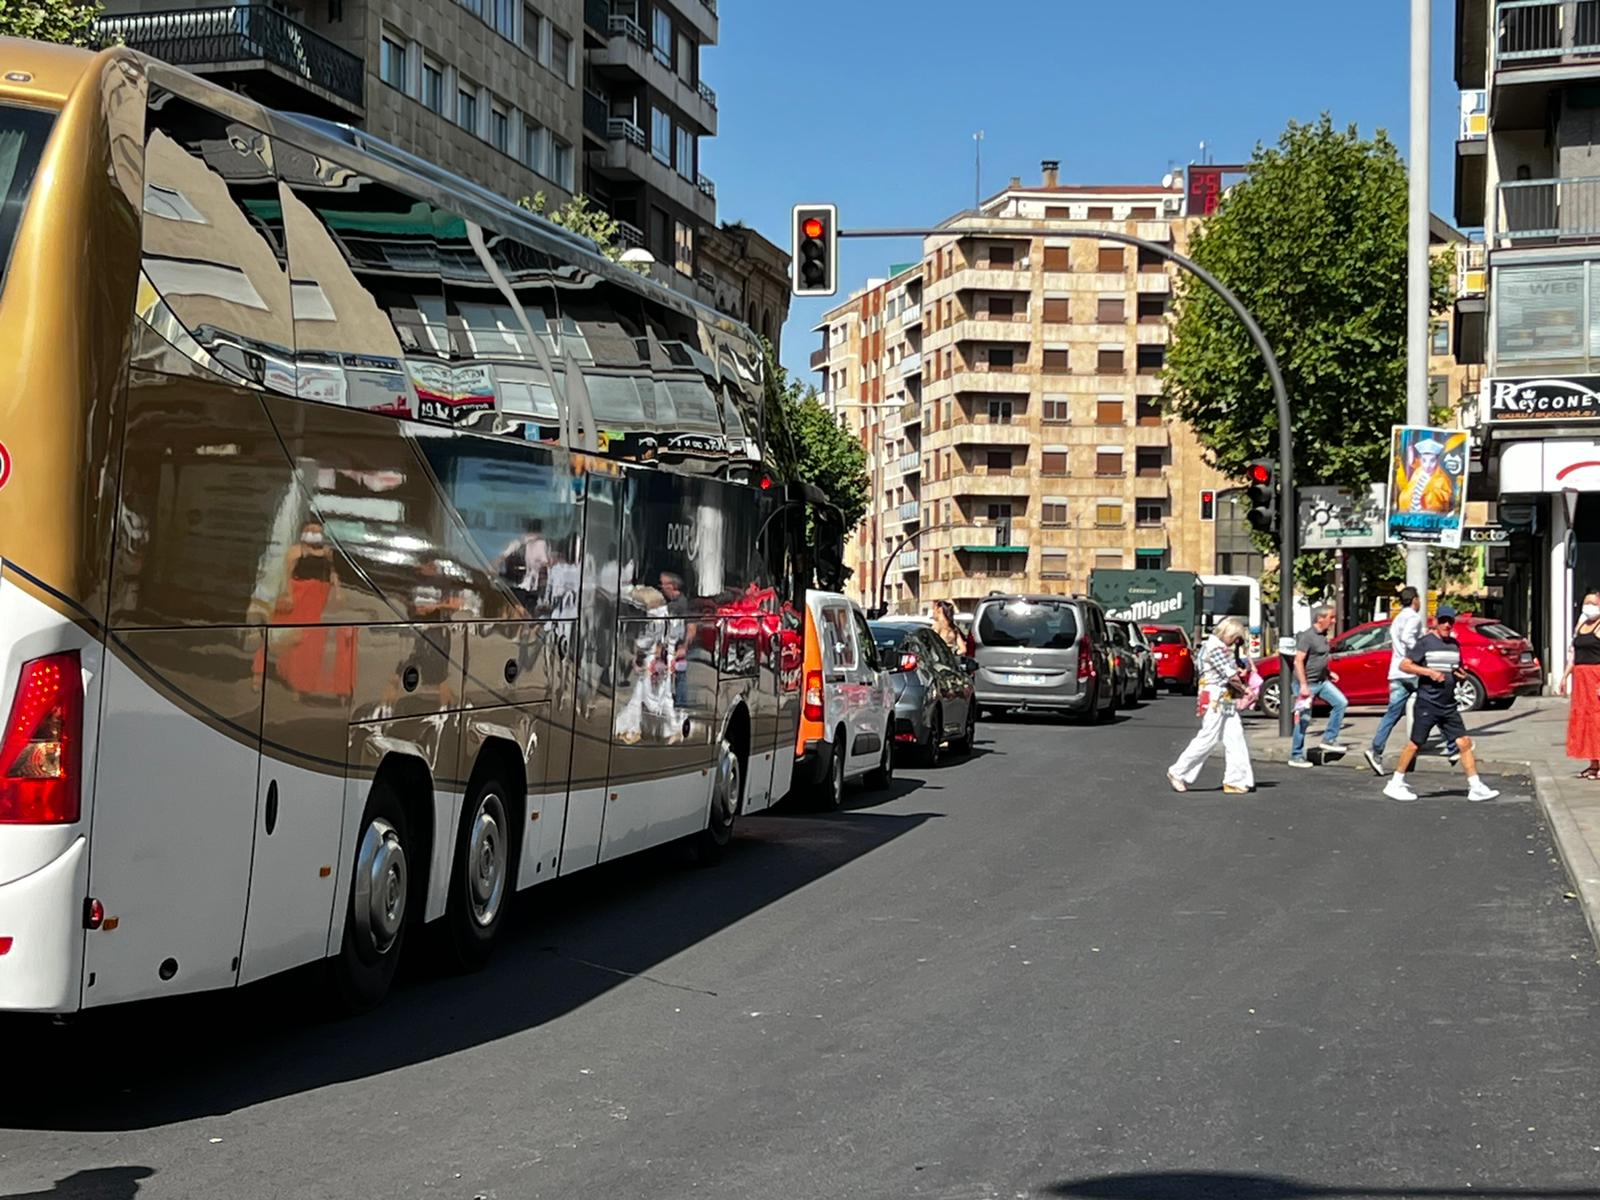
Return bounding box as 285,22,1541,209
900,303,923,327
1495,0,1600,63
1497,176,1600,241
810,347,829,370
900,352,924,377
584,90,609,139
94,5,365,109
898,549,920,571
898,501,920,521
615,219,645,249
898,452,921,473
608,13,649,46
608,117,646,148
697,174,716,199
698,80,718,109
1458,242,1487,295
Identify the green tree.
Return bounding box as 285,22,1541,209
760,340,868,535
517,192,645,271
0,0,101,44
1164,115,1454,492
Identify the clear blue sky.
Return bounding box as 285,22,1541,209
700,0,1462,382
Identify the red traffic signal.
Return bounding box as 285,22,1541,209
792,204,838,297
802,216,825,240
1246,462,1271,485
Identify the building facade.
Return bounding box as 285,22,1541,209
1454,0,1600,681
815,164,1233,614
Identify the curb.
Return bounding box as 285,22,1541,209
1530,766,1600,962
1248,739,1532,780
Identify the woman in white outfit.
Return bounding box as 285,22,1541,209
1167,616,1255,795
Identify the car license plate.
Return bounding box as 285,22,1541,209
1005,672,1046,686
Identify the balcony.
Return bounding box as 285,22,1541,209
589,13,718,135
1494,0,1600,67
951,318,1033,343
1133,473,1171,499
954,521,1029,552
1134,375,1165,396
900,352,924,377
948,267,1031,293
810,347,830,370
1131,425,1171,447
1457,243,1487,297
591,119,714,221
898,452,922,474
898,500,920,522
1135,272,1171,294
953,474,1031,497
901,399,922,426
95,5,364,115
1136,324,1170,346
898,303,924,329
1496,176,1600,243
898,549,921,571
697,173,717,200
615,219,645,249
951,371,1031,394
953,422,1033,446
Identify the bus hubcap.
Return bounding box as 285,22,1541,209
355,818,407,957
713,742,740,829
468,794,507,927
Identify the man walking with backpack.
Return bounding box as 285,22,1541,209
1381,605,1499,803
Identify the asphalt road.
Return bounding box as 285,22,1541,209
4,700,1599,1200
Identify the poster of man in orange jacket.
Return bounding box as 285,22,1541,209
1385,425,1472,548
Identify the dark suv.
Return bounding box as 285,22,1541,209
970,593,1116,721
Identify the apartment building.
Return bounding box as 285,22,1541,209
1454,0,1600,681
815,164,1232,614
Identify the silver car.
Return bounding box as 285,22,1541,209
971,594,1116,722
869,621,978,765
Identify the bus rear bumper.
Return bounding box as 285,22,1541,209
0,836,86,1013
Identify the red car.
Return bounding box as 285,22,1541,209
1142,624,1198,694
1254,614,1542,717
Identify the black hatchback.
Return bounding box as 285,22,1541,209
868,621,978,765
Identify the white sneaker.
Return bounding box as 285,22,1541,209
1362,749,1383,775
1468,781,1500,803
1318,741,1349,754
1441,747,1461,766
1286,757,1312,769
1384,778,1418,802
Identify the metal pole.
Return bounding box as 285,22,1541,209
974,131,984,209
1405,0,1432,599
841,225,1298,733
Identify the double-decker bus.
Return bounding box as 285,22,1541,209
0,39,832,1013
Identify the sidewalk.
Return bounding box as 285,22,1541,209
1246,696,1600,956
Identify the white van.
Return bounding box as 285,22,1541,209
792,590,896,809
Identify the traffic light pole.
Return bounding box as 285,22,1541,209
839,225,1298,735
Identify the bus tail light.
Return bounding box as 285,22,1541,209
0,651,83,825
803,670,824,722
1077,637,1095,681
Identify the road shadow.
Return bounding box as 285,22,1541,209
0,809,933,1134
1045,1170,1600,1199
8,1168,155,1200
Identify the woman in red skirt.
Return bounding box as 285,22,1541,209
1560,591,1600,779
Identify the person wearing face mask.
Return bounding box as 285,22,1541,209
1559,591,1600,780
1167,616,1255,795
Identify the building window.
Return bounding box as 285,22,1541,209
457,84,479,133
1096,449,1124,477
1096,398,1124,425
1136,396,1163,425
1136,498,1168,526
1136,549,1169,570
989,295,1015,319
1135,447,1164,476
985,450,1012,473
1043,296,1070,323
1043,245,1071,272
1097,246,1125,272
1043,396,1071,423
674,220,694,277
492,0,516,38
1430,321,1450,356
523,121,548,173
1041,450,1069,475
1096,501,1123,527
380,35,407,91
652,6,673,56
651,106,672,164
988,244,1015,267
490,105,510,153
1137,346,1165,374
988,348,1015,373
551,27,573,82
1138,296,1168,324
675,125,694,180
1137,246,1164,270
988,398,1013,423
1097,296,1125,324
1097,348,1124,375
522,3,542,55
421,58,444,112
1042,349,1070,374
1046,205,1070,218
459,0,483,12
550,136,573,187
677,31,694,83
1042,551,1070,579
1088,205,1114,219
1041,501,1069,526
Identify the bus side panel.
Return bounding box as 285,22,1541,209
556,473,620,877
238,625,351,986
85,628,264,1008
459,704,550,890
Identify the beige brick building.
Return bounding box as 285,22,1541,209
815,165,1231,614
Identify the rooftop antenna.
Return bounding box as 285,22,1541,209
973,130,985,209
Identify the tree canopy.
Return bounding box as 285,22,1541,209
761,341,868,536
0,0,100,44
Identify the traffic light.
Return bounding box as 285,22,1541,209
791,204,838,297
1199,489,1216,521
1245,459,1277,536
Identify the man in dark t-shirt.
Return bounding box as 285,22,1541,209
1381,605,1499,803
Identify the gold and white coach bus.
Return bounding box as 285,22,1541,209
0,38,823,1013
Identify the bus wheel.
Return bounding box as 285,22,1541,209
692,734,742,865
330,780,411,1013
443,773,514,971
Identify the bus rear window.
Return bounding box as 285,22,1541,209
0,104,54,293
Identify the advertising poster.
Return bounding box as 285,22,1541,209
1384,425,1472,548
407,360,497,426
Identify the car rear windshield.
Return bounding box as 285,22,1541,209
977,601,1078,649
0,104,54,295
1473,621,1522,642
1145,628,1188,646
870,625,917,655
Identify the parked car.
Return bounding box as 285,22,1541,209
869,620,978,765
793,590,897,808
1253,614,1543,718
1104,621,1141,708
971,594,1116,721
1110,619,1160,701
1142,623,1198,694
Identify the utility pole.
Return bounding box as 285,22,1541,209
1405,0,1431,599
973,131,984,209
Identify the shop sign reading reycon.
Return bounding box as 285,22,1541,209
1487,377,1600,422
